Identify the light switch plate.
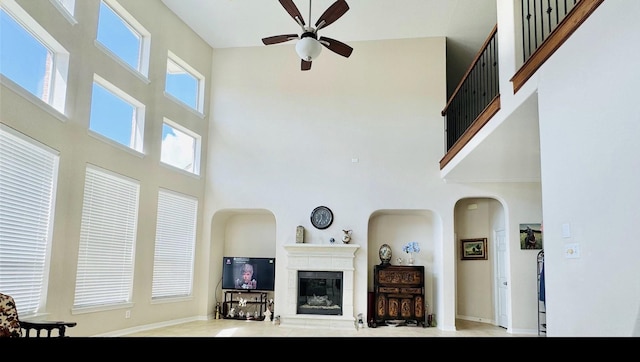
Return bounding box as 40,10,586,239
562,223,571,238
564,243,580,258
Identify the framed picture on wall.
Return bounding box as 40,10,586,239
519,223,543,250
461,238,488,260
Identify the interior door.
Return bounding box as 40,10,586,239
495,229,508,328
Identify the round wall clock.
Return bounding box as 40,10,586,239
310,206,333,230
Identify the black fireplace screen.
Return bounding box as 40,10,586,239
297,271,343,315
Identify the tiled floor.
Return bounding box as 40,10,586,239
122,318,535,338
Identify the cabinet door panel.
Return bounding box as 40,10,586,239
400,298,413,318
414,295,424,318
388,298,399,318
376,294,387,318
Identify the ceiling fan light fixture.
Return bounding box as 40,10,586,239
262,0,352,69
296,37,322,61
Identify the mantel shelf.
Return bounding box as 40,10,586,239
284,243,360,256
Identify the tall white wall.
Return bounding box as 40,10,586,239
205,37,543,332
537,0,640,336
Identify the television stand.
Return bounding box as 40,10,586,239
222,290,267,321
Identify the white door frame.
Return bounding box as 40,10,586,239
494,228,509,328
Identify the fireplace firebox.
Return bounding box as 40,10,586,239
297,271,343,315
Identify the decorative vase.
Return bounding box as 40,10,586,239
342,229,352,244
408,253,415,265
379,244,392,265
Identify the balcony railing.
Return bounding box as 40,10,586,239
440,0,604,170
440,26,500,169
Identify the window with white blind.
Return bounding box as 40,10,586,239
73,165,139,310
0,124,60,316
151,189,198,299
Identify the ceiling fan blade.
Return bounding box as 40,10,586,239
262,34,299,45
279,0,305,27
315,0,349,31
318,36,353,58
301,59,312,71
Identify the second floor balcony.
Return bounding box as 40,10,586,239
439,0,604,182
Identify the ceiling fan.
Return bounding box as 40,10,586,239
261,0,353,71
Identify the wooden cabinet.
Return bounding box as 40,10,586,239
371,264,426,327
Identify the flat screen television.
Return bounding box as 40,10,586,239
221,257,276,291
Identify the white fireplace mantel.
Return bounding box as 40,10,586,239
280,243,360,330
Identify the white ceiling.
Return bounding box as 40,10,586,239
160,0,540,183
160,0,495,50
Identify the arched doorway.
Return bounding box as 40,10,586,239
454,197,506,328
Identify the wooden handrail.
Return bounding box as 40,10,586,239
441,24,498,116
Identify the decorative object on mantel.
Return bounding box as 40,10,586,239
396,257,403,265
296,225,305,243
342,229,352,244
402,241,420,265
378,243,392,265
263,309,272,322
330,237,335,244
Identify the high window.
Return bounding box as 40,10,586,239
0,124,60,316
161,119,201,175
151,189,198,299
96,0,150,77
89,74,145,152
73,165,139,311
165,51,204,113
0,0,69,114
50,0,76,23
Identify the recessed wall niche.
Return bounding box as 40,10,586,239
367,209,438,315
209,209,276,313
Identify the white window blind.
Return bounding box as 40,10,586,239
151,189,197,299
0,124,59,316
73,165,139,309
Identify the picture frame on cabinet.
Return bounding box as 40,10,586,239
461,238,488,260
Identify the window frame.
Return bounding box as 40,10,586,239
89,74,146,154
95,0,150,78
160,118,201,176
0,0,70,115
165,51,205,114
49,0,77,25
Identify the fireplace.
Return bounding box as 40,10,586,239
282,243,360,330
297,271,343,315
